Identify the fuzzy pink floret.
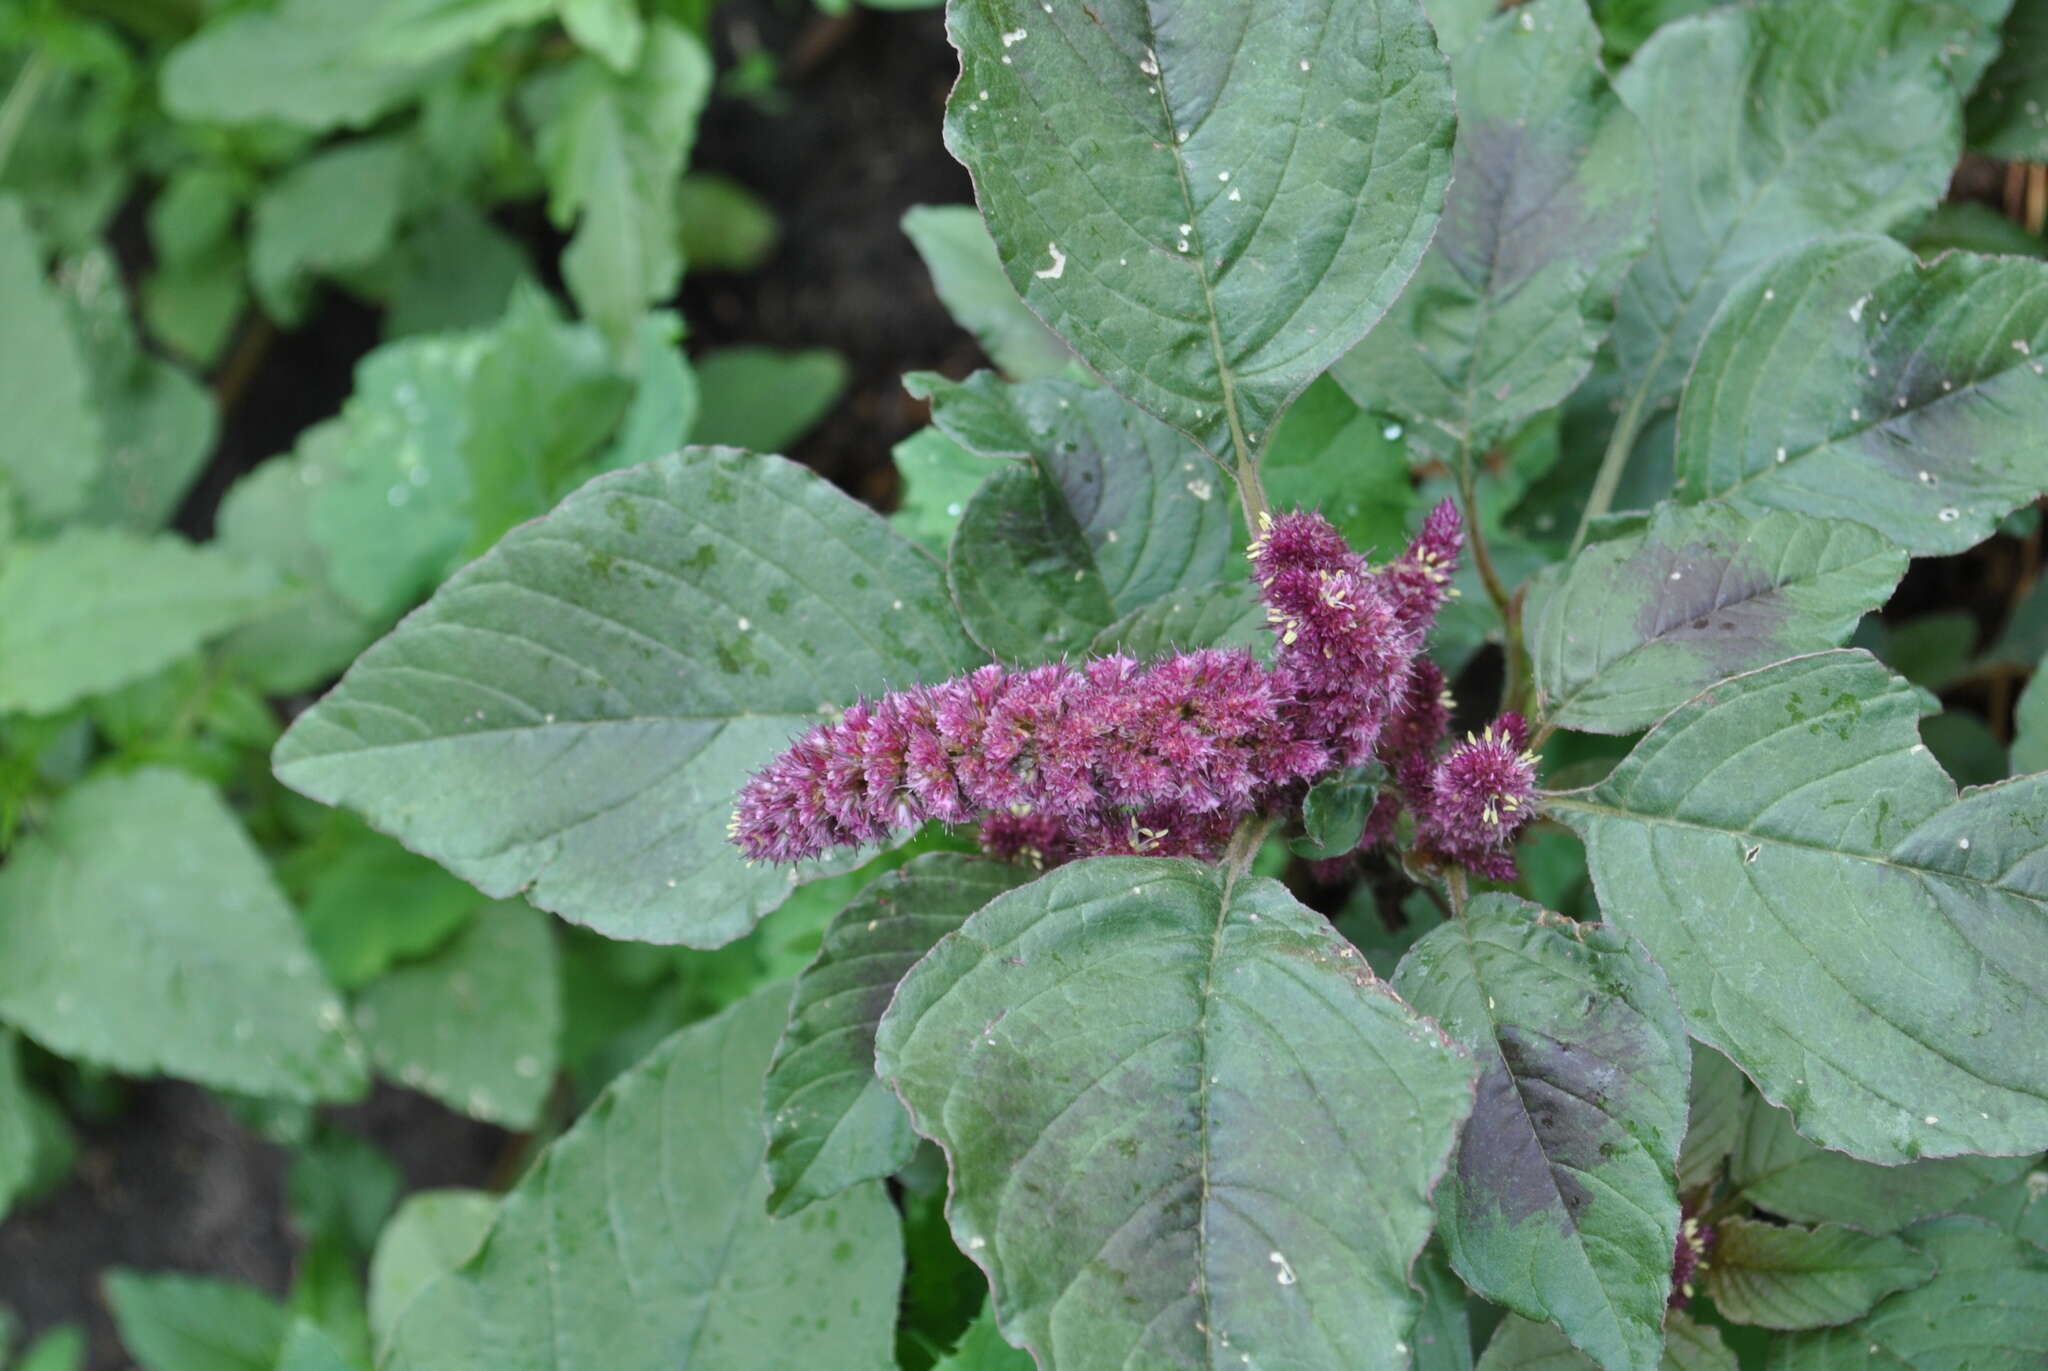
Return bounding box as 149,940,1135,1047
1414,713,1538,880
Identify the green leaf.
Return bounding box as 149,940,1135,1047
875,857,1478,1371
677,172,779,273
367,1190,497,1359
287,1127,402,1256
381,204,533,341
11,1325,85,1371
0,768,367,1102
1596,0,1965,477
560,0,645,70
1526,503,1907,734
765,853,1029,1216
1674,235,2048,555
352,901,560,1128
384,987,904,1371
251,138,410,325
73,335,217,534
1550,650,2048,1162
1584,0,1717,61
1704,1219,1935,1331
214,455,380,696
949,463,1115,663
304,340,483,623
1968,0,2048,158
1393,896,1688,1371
2015,659,2048,774
284,822,481,991
917,373,1238,614
1908,202,2047,260
274,447,983,945
0,528,276,715
272,1322,356,1371
1334,0,1650,465
0,1029,59,1223
1258,376,1418,561
1089,579,1268,659
0,196,99,527
358,0,555,65
104,1272,287,1371
599,312,697,470
459,288,633,551
1422,0,1500,56
902,204,1070,381
1475,1313,1736,1371
1956,1162,2048,1247
933,1307,1035,1371
1765,1217,2048,1371
1292,765,1382,860
942,0,1454,459
1675,1041,1747,1193
891,427,986,554
1728,1092,2031,1231
535,21,711,348
1410,1240,1476,1371
688,346,848,454
143,246,248,369
160,0,438,131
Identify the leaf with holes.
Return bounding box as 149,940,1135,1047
1549,650,2048,1163
763,854,1032,1216
383,987,903,1371
1704,1220,1934,1331
1765,1217,2048,1371
876,857,1477,1371
1675,235,2048,555
1333,0,1651,464
1526,503,1906,734
1728,1093,2031,1232
273,447,983,946
942,0,1454,459
1593,0,1965,476
1393,895,1688,1371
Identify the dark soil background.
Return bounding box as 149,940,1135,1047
0,5,975,1366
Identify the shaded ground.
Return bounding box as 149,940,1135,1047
0,5,971,1366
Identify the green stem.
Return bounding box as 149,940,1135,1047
1222,814,1273,886
1445,866,1470,916
0,52,50,186
1568,354,1667,557
1455,448,1530,718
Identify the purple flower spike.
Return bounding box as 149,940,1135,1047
1380,498,1464,634
1252,511,1420,766
1417,713,1538,879
731,649,1322,865
1669,1216,1715,1309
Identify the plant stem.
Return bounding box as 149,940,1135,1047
1445,866,1469,916
1455,446,1532,719
1222,813,1273,886
1569,358,1665,557
0,52,50,186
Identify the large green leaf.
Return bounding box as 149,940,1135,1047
949,463,1116,663
160,0,438,131
1728,1092,2031,1231
273,447,983,945
384,987,904,1371
688,346,848,455
942,0,1454,460
875,857,1478,1371
1334,0,1650,464
0,528,277,715
764,853,1030,1216
1475,1314,1736,1371
1549,650,2048,1163
1765,1217,2048,1371
903,204,1071,381
1393,896,1688,1371
1594,0,1965,479
353,901,559,1128
0,196,99,527
1674,235,2048,555
1704,1219,1934,1331
0,769,365,1102
535,21,710,348
1526,503,1906,734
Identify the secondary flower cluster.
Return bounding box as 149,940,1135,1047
729,500,1538,873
